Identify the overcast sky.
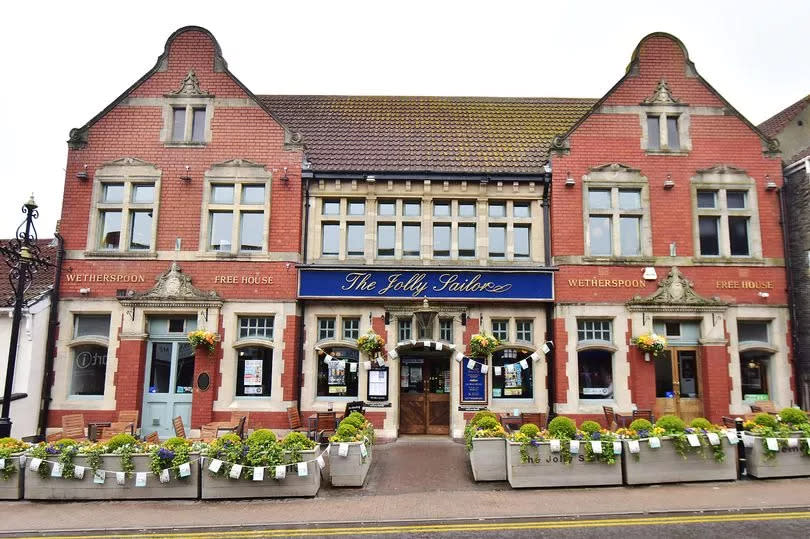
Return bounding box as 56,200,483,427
1,0,807,238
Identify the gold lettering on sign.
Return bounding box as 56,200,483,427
715,280,773,290
567,278,648,288
213,274,273,285
65,273,145,283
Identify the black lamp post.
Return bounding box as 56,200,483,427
0,195,52,438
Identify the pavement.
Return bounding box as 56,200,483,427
2,435,810,536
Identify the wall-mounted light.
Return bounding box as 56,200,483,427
765,174,777,191
384,311,390,325
757,291,770,298
460,312,467,326
79,288,91,295
179,165,191,182
76,165,89,181
663,173,674,189
565,172,575,187
366,175,376,183
281,167,289,182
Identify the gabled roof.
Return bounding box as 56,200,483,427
259,95,596,174
758,94,810,138
0,240,57,308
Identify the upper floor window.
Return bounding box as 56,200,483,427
171,106,207,143
696,188,754,257
317,317,336,341
162,70,213,146
319,199,366,259
343,318,360,340
640,80,690,153
439,319,453,342
577,319,612,342
398,318,412,341
646,114,681,151
516,320,533,342
238,316,274,340
585,187,645,257
492,319,509,341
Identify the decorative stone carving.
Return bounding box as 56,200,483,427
695,163,748,176
100,157,158,169
210,158,266,170
642,79,680,105
166,69,212,97
589,163,641,174
549,134,570,154
284,127,305,151
627,267,725,310
136,262,218,301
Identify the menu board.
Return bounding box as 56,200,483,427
328,359,347,394
461,362,487,403
368,368,389,401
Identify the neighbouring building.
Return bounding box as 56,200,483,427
759,94,810,409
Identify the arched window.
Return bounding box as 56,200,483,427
492,348,533,399
317,346,359,397
577,319,615,400
236,346,273,397
737,320,774,402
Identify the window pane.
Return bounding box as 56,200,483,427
398,319,412,341
516,320,533,342
403,223,421,256
459,224,476,257
175,342,195,394
321,223,339,255
618,189,641,210
577,319,612,342
403,201,421,216
318,318,336,340
488,202,506,218
433,201,450,217
729,216,749,256
238,316,274,339
655,351,674,397
647,116,660,150
439,319,453,342
589,216,611,255
148,342,172,394
377,224,395,256
588,189,611,209
514,225,530,258
347,223,365,256
343,318,360,340
100,211,122,249
242,185,265,205
698,216,719,256
72,345,108,396
740,352,770,399
619,216,640,256
492,348,533,398
727,191,747,209
433,224,450,257
678,351,698,398
236,346,272,397
492,320,508,341
578,350,613,399
191,108,206,142
209,211,233,251
348,200,365,215
75,315,111,338
211,185,234,204
738,321,768,343
172,107,186,141
458,201,476,217
666,116,680,151
129,211,153,250
132,184,155,204
697,190,717,209
103,183,124,203
240,212,263,251
513,202,530,218
488,225,506,258
322,199,340,215
317,346,359,397
378,201,395,216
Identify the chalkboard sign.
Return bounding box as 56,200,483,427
460,362,487,404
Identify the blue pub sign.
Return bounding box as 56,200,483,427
298,269,554,301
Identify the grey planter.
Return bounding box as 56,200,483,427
746,433,810,478
201,449,321,499
505,441,622,488
24,454,200,500
0,453,24,500
329,442,372,487
469,438,506,481
622,438,737,485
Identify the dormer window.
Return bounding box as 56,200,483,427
162,70,213,146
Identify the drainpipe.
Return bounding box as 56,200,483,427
296,177,311,414
541,171,552,267
36,233,64,441
778,183,803,408
542,168,556,421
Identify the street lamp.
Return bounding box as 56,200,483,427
0,195,53,438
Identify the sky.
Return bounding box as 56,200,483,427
0,0,808,239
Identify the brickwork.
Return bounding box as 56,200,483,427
281,314,301,402
461,318,480,355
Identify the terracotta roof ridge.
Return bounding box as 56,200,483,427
258,94,598,103
758,93,810,136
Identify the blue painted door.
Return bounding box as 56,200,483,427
142,341,195,439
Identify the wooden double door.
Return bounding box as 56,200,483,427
654,348,703,422
400,355,451,434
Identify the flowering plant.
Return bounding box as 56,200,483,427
188,329,219,353
469,333,500,358
631,332,667,358
357,330,385,358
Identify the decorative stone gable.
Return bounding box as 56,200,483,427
627,267,726,311
134,262,219,302
642,79,681,105
166,69,212,97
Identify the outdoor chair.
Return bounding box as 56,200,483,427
173,416,187,438
316,411,338,442
521,413,546,429
46,414,87,442
144,431,159,444
750,401,778,414
117,410,139,427
98,421,135,441
632,409,654,423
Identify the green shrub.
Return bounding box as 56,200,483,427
342,412,367,429
779,408,808,425
247,429,276,446
628,418,652,432
519,423,540,438
579,420,601,434
471,410,498,425
281,431,316,450
105,433,137,451
475,416,500,431
754,413,778,429
335,423,358,439
547,416,576,438
655,415,686,433
54,438,78,449
163,437,192,451
690,418,712,430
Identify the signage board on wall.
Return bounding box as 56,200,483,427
461,363,487,404
299,269,554,301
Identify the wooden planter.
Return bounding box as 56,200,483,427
469,438,507,481
505,441,622,488
0,453,24,500
201,449,321,499
329,442,372,487
622,438,737,485
24,454,200,500
746,433,810,478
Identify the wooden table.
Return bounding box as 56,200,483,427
87,422,111,442
498,414,523,432
307,412,338,439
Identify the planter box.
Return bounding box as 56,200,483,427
746,433,810,479
329,442,372,487
469,438,506,481
0,453,24,500
201,449,320,499
622,438,737,485
24,454,200,500
505,441,622,488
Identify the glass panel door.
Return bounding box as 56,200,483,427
654,348,702,422
142,341,195,439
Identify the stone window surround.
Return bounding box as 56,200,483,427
85,159,162,256
482,314,541,347
315,314,366,345
199,160,272,256
582,165,652,260
639,104,692,154
66,312,113,399
160,96,214,146
690,167,762,260
236,315,275,341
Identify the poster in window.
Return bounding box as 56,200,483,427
328,359,347,394
504,364,523,396
243,359,263,387
461,362,487,403
368,368,389,401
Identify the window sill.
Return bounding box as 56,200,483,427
581,256,656,265
84,250,158,259
692,257,765,265
164,141,208,148
645,150,690,156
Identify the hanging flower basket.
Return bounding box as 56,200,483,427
357,330,385,358
631,332,667,359
188,330,220,353
469,333,500,358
